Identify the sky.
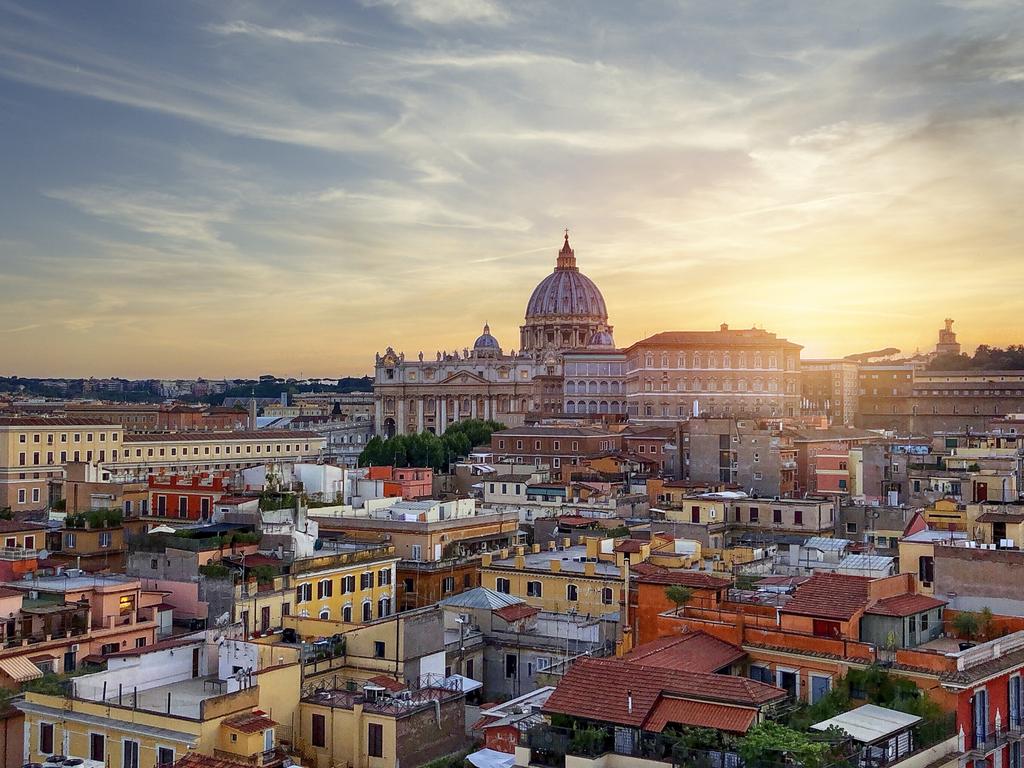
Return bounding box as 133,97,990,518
0,0,1022,379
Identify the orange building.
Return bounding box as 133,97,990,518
365,465,433,499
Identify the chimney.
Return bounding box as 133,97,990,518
627,690,633,715
531,544,541,554
547,541,557,551
562,537,571,548
515,555,525,569
584,562,596,577
514,545,525,557
481,553,492,567
550,559,561,573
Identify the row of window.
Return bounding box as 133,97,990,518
495,577,616,604
295,569,393,602
38,723,173,768
19,449,114,466
640,378,794,393
564,362,627,376
15,487,42,505
123,442,312,460
634,351,791,370
19,431,118,444
565,401,625,414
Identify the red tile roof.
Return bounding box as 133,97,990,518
123,429,320,442
543,657,785,728
643,696,757,734
222,711,277,733
866,593,947,617
0,520,48,533
614,539,645,553
170,755,252,768
368,674,408,693
494,603,540,623
631,562,731,590
780,573,873,621
621,632,745,673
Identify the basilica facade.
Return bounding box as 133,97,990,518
373,234,615,436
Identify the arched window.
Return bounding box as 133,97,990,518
602,587,614,605
738,378,747,392
754,353,763,369
599,381,608,394
609,381,620,394
362,601,372,622
723,352,731,368
566,401,576,414
645,353,654,367
738,352,746,368
343,604,352,622
708,353,718,368
768,355,778,369
378,597,391,618
566,381,576,394
677,353,686,368
589,401,598,413
588,381,598,394
319,609,330,620
599,401,609,413
661,353,669,368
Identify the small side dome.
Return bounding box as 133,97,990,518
474,323,500,350
588,330,615,348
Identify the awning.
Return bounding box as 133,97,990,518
0,655,44,682
466,748,515,768
444,674,483,693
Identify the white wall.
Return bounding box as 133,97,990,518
74,640,209,701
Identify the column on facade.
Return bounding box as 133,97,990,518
435,397,442,433
470,396,478,419
453,397,460,424
483,396,490,421
439,398,447,434
374,397,384,435
397,398,406,434
417,398,424,433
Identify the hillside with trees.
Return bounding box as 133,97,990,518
928,345,1024,371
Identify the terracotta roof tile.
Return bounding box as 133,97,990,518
543,657,785,728
631,563,731,590
222,710,277,733
368,674,408,693
614,539,645,553
621,632,745,673
643,697,757,733
170,755,252,768
780,573,873,621
494,603,540,623
866,594,947,617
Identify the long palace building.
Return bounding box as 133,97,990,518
373,233,806,436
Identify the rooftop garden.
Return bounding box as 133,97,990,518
65,508,123,529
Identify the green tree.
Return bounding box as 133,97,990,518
738,722,835,768
952,611,980,640
665,585,693,614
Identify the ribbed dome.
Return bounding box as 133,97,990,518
525,234,608,320
587,330,615,348
473,323,500,349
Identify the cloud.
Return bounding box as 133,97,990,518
203,20,348,46
364,0,509,26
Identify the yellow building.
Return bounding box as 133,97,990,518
0,417,125,512
922,498,968,531
480,538,632,617
898,528,968,595
233,545,400,634
17,632,302,768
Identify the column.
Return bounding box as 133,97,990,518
397,398,406,434
470,396,478,419
453,397,460,424
417,398,424,433
439,398,447,434
374,397,384,435
483,396,490,421
434,397,441,432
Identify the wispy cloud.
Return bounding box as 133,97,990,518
203,20,348,46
